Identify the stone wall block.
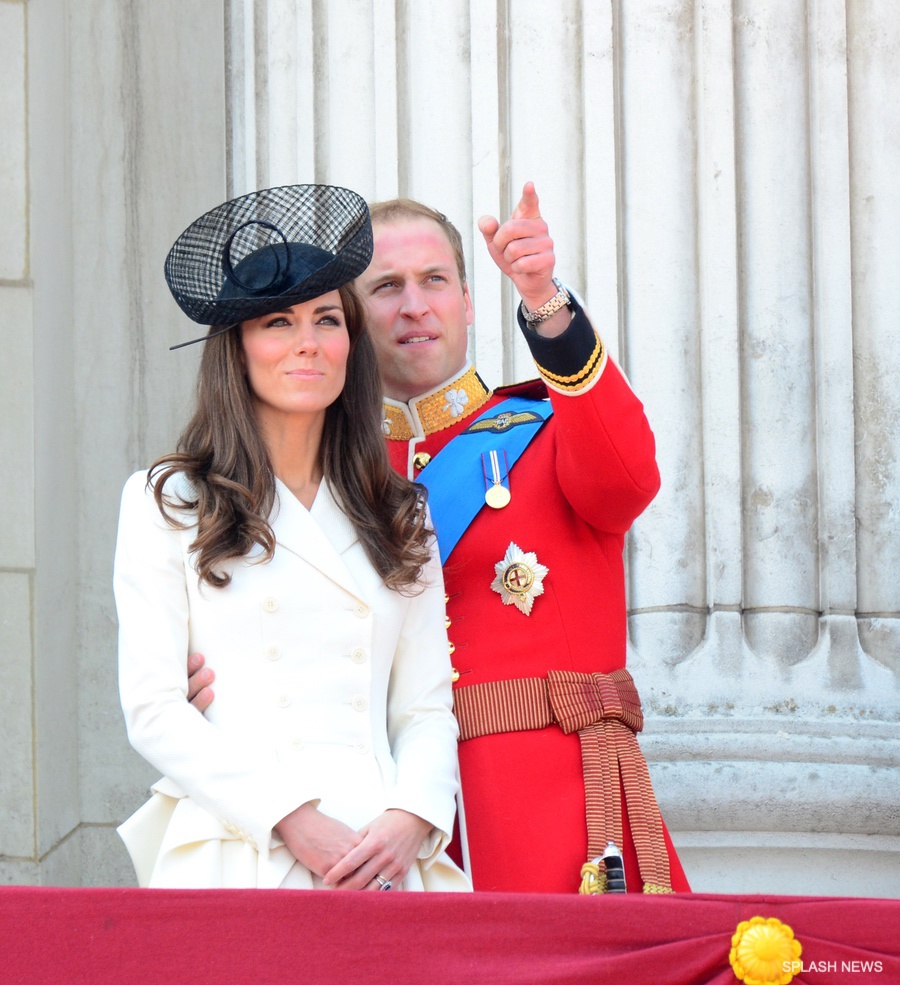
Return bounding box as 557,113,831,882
649,757,899,836
0,859,38,887
0,2,27,280
673,832,900,898
0,573,35,859
0,286,35,567
36,829,82,887
79,825,136,888
27,0,79,858
68,0,226,826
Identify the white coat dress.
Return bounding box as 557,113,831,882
114,469,470,891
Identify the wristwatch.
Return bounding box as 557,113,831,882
520,277,572,326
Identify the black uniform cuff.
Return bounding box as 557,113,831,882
517,299,605,394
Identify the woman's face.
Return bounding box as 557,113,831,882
240,290,351,425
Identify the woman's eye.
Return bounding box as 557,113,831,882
264,317,290,328
318,316,341,327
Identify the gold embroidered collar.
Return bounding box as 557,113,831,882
382,364,493,441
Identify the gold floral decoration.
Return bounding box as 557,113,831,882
729,916,802,985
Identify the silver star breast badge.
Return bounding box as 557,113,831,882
490,542,549,616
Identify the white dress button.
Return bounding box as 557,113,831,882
353,602,369,618
277,694,292,708
351,695,368,712
350,647,367,664
266,645,280,661
262,597,278,613
355,741,369,755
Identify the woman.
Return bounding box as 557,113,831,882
115,184,469,892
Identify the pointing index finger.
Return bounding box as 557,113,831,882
511,181,540,220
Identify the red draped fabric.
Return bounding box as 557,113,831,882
2,888,896,984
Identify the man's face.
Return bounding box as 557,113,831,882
358,217,473,402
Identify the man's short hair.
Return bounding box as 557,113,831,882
369,198,467,286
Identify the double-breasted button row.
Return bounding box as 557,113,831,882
446,596,457,679
263,593,369,617
267,645,369,663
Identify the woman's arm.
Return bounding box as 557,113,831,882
115,471,320,861
385,539,459,841
319,536,459,890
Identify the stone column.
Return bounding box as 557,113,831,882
625,0,898,896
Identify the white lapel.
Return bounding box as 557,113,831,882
271,477,364,600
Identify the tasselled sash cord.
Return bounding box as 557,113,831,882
452,669,673,895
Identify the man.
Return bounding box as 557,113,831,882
189,184,689,894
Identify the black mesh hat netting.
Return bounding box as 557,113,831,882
164,184,373,332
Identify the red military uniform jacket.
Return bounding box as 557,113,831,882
383,302,690,894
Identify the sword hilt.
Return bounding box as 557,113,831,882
601,841,627,893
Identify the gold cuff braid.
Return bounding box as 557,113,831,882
533,333,605,394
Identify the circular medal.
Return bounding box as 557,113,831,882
501,561,535,595
485,484,511,509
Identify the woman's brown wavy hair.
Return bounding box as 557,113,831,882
149,282,431,591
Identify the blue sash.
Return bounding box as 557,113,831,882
418,396,553,563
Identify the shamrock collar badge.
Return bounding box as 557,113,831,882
443,387,469,417
491,542,549,616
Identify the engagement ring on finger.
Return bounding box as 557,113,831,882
375,875,392,891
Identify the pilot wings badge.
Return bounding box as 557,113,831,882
490,542,549,616
466,410,542,434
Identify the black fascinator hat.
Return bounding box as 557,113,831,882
165,184,373,348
